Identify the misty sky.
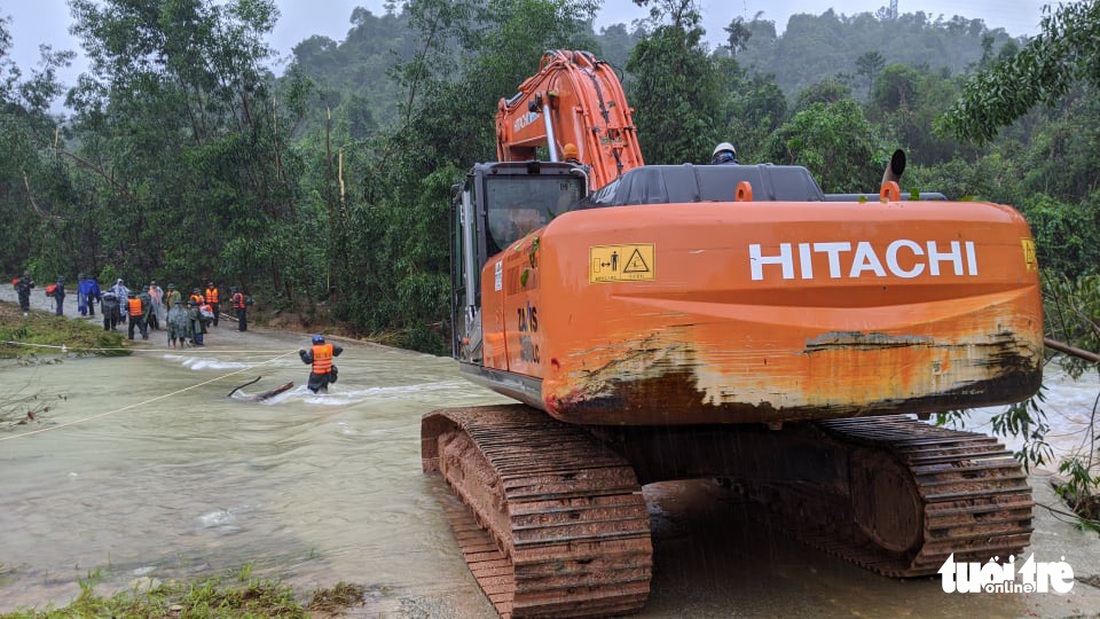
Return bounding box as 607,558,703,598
5,0,1048,90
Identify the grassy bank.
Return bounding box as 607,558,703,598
0,301,126,360
0,566,367,618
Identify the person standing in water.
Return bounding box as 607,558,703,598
299,334,343,393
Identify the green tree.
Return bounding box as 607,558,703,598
866,64,972,164
761,98,884,193
63,0,315,302
723,16,752,56
1016,88,1100,202
939,1,1100,144
736,9,1012,99
854,50,884,97
626,0,723,164
791,77,850,114
0,14,74,277
594,23,643,72
718,71,786,163
1019,194,1100,279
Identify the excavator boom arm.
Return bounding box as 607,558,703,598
496,50,644,189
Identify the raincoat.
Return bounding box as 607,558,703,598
148,283,165,325
167,301,189,344
77,277,101,316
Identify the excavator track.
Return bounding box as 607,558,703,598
422,405,652,618
757,415,1034,577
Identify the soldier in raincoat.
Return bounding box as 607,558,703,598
148,280,164,330
100,290,120,331
111,279,131,324
187,301,205,346
164,283,181,309
139,286,154,336
166,299,189,348
77,273,101,317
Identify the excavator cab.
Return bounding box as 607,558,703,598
449,161,587,364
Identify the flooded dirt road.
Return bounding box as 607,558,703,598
2,289,1099,617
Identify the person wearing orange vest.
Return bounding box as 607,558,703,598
298,335,343,393
230,286,248,332
126,291,147,340
204,281,221,327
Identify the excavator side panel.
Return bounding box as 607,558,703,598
498,200,1043,425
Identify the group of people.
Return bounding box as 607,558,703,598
10,273,254,346
11,272,72,317
14,269,342,394
100,279,253,347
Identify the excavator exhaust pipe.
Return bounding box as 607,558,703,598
882,149,906,185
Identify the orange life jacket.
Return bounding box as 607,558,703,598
311,343,334,374
232,292,246,309
189,293,204,305
128,297,143,316
205,287,219,303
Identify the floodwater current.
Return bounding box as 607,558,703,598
2,293,1100,617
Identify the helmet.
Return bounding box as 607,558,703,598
562,143,579,161
312,334,325,345
712,144,739,164
712,142,736,158
711,142,737,165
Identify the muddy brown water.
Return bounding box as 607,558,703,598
2,291,1099,617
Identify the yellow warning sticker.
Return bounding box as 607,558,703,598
1020,238,1038,272
589,244,655,283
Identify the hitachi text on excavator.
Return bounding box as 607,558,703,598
421,50,1043,617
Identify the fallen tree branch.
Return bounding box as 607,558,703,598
22,171,61,220
227,376,262,397
1045,337,1100,364
250,382,293,402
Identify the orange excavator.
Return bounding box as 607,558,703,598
422,50,1042,617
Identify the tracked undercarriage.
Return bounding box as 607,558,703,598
422,405,1033,617
422,405,653,618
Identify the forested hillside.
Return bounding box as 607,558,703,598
734,9,1018,97
1,0,1097,359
